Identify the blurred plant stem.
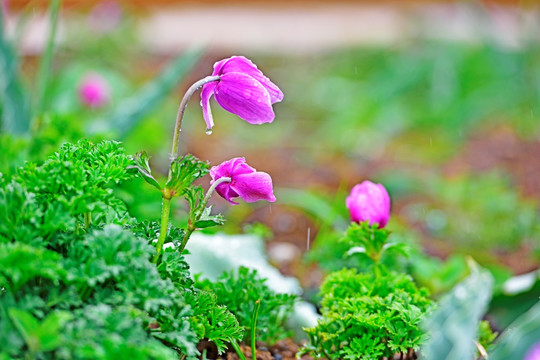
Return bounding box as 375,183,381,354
35,0,61,116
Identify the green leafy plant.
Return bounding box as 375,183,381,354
195,267,298,344
0,140,200,359
301,269,432,360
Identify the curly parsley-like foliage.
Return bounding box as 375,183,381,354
0,140,200,359
187,290,244,355
301,269,432,360
195,266,298,344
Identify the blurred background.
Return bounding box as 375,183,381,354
1,0,540,330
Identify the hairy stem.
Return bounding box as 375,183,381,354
153,197,171,263
154,76,220,261
177,177,231,254
170,75,220,160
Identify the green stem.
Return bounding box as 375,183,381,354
154,76,220,262
35,0,61,115
251,299,261,360
84,212,92,229
177,177,231,254
230,340,247,360
170,75,220,160
153,197,171,263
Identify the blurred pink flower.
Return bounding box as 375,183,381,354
78,73,110,108
210,157,276,205
2,0,8,16
201,56,284,130
346,180,391,228
525,342,540,360
87,1,123,33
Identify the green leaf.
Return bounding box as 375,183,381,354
8,308,41,353
420,264,493,360
129,151,161,191
36,311,73,351
97,48,203,138
489,301,540,360
165,154,209,197
194,206,225,229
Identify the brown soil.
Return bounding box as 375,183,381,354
197,339,314,360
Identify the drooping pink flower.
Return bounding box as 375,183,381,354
525,342,540,360
346,180,391,228
201,56,284,130
78,73,110,108
210,157,276,205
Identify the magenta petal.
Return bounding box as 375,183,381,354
210,157,252,180
214,72,274,124
231,171,276,203
217,56,284,103
201,82,217,129
215,182,240,205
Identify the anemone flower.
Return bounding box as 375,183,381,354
210,157,276,205
201,56,283,130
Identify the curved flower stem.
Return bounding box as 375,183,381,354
154,75,220,262
201,176,232,210
170,75,221,161
177,177,231,254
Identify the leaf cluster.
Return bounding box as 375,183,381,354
195,267,298,344
301,269,432,360
0,140,202,359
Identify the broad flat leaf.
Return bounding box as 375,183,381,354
489,301,540,360
8,309,40,353
420,264,493,360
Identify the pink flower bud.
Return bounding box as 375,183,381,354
346,180,391,228
210,157,276,205
78,73,110,108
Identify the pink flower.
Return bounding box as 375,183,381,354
525,342,540,360
346,180,391,228
78,73,110,108
210,157,276,205
201,56,284,130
